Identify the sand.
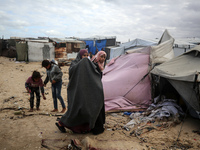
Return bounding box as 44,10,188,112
0,56,199,150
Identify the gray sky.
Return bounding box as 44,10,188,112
0,0,200,42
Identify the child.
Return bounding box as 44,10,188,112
25,71,46,112
92,51,107,71
42,60,66,113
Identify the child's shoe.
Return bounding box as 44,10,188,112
28,108,33,112
51,109,58,112
60,108,66,113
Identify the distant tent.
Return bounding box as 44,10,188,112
84,39,107,54
121,38,157,51
151,45,200,119
109,38,157,60
173,39,196,57
77,36,116,55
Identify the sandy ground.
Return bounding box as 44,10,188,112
0,56,200,150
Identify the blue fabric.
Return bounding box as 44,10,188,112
85,40,95,54
51,80,66,109
84,40,107,55
96,40,107,52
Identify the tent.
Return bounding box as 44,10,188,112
109,38,157,60
102,29,175,112
173,39,196,57
151,45,200,119
102,47,152,112
150,29,175,66
77,36,116,55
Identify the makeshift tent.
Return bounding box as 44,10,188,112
102,47,152,112
150,29,175,66
151,45,200,119
173,39,196,57
77,36,116,55
109,38,157,60
102,29,175,112
121,38,157,51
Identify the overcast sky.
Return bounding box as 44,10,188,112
0,0,200,42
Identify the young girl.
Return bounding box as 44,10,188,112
25,71,46,112
92,51,107,71
70,49,89,68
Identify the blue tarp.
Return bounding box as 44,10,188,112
85,39,107,54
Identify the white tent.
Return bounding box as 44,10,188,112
150,29,175,66
173,39,196,57
109,38,157,60
151,45,200,119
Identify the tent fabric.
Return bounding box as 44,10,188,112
121,38,157,50
168,80,200,113
151,45,200,82
96,40,107,51
109,38,157,60
102,50,152,112
150,29,175,66
151,45,200,119
85,40,95,54
85,39,107,55
109,46,125,60
126,47,151,55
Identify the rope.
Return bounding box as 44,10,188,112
174,73,199,146
123,67,153,97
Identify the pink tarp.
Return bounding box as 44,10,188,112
102,52,152,112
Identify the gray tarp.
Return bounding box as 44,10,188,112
151,45,200,118
151,45,200,82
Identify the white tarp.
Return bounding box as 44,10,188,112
109,38,157,60
121,38,157,50
151,45,200,82
28,42,55,61
150,29,175,66
110,46,125,60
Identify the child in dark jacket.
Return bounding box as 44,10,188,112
25,71,46,112
42,60,66,113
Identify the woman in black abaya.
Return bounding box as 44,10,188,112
56,49,105,135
